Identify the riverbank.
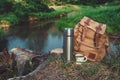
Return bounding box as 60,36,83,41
57,5,120,34
32,57,120,80
0,5,74,29
7,53,120,80
0,4,75,40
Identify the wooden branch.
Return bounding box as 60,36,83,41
109,35,120,39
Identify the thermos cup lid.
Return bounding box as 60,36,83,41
64,28,73,37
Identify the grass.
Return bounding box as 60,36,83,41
32,4,76,20
54,5,120,79
45,55,120,80
57,5,120,34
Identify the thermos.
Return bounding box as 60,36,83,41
63,28,74,63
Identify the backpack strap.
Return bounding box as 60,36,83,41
94,24,102,47
81,18,90,41
96,24,102,33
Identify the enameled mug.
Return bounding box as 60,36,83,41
75,54,87,65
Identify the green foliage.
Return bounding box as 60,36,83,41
32,5,73,20
0,12,19,25
41,0,118,7
77,63,101,78
47,55,120,79
57,18,75,30
0,0,119,34
25,0,52,12
57,5,120,34
0,0,53,23
12,3,29,22
79,0,113,5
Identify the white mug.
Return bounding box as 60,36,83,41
75,54,87,65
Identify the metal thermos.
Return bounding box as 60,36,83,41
63,28,74,63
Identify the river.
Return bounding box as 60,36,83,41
0,20,63,53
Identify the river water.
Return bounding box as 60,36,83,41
0,20,63,53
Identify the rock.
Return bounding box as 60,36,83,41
50,48,63,55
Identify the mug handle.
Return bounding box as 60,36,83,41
83,56,87,62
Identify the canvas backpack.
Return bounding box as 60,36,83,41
74,16,109,61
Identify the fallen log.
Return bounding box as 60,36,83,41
8,58,49,80
109,35,120,39
9,47,36,76
7,48,63,80
0,48,16,75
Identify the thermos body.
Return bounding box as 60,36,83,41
63,28,74,63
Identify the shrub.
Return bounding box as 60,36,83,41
0,12,19,25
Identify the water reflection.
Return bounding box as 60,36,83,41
6,21,63,53
7,36,28,49
43,34,63,52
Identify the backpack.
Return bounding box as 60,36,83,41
74,16,109,61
